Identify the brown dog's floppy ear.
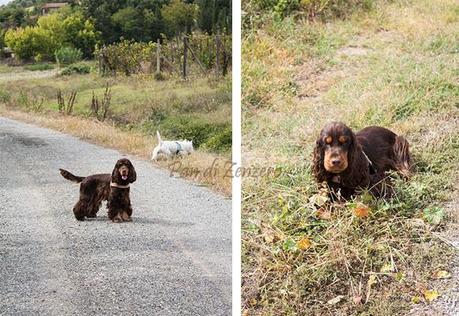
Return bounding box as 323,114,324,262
111,161,121,183
128,161,137,183
312,138,327,182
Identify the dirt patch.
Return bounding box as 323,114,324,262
0,69,58,82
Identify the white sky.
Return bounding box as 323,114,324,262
0,0,13,6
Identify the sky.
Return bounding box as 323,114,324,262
0,0,13,6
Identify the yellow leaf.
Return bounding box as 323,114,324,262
380,262,394,273
411,296,421,304
423,289,440,303
354,203,370,218
433,270,451,279
395,272,406,282
242,310,250,316
250,298,257,306
297,237,312,250
368,274,377,286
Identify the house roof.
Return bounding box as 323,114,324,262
42,3,68,9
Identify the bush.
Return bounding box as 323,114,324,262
202,126,232,152
60,63,90,76
95,39,155,76
144,114,231,151
55,47,83,66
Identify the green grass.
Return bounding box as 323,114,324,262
23,62,55,71
0,71,232,154
242,0,459,314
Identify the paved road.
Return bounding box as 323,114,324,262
0,117,232,315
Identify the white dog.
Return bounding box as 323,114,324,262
151,131,194,160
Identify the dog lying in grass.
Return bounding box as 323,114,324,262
313,122,411,199
151,130,194,160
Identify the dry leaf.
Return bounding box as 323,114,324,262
242,310,250,316
354,204,370,218
316,208,332,220
263,231,276,244
423,289,440,303
297,237,312,250
433,270,452,279
327,295,345,305
250,298,257,306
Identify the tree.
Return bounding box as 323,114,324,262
161,0,198,36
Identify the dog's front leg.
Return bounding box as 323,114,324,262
121,211,132,222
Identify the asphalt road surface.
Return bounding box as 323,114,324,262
0,117,232,315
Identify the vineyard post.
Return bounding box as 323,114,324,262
183,36,188,79
156,38,161,74
216,30,221,77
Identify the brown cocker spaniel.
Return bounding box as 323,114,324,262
313,122,411,199
60,158,137,222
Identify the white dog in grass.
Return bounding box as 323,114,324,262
151,131,194,160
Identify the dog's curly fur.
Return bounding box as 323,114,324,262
60,158,136,222
313,122,411,199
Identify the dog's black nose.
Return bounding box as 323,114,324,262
332,159,341,165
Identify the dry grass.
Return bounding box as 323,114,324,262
0,106,231,195
242,0,459,314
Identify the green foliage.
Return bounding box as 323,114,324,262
423,206,446,226
161,0,198,36
59,63,91,76
158,115,230,150
4,11,99,61
202,126,232,152
96,40,155,76
244,0,374,21
23,62,55,71
5,26,56,60
55,46,83,66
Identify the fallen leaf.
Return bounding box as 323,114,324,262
395,272,406,282
250,298,257,306
242,310,250,316
380,262,394,273
432,270,452,279
283,238,297,252
354,204,370,218
297,237,312,250
423,289,440,303
368,274,377,286
263,231,276,244
411,296,421,304
327,295,345,305
316,208,331,220
309,193,329,206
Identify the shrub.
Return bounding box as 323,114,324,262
60,63,91,76
55,46,83,66
95,40,155,76
202,126,232,152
